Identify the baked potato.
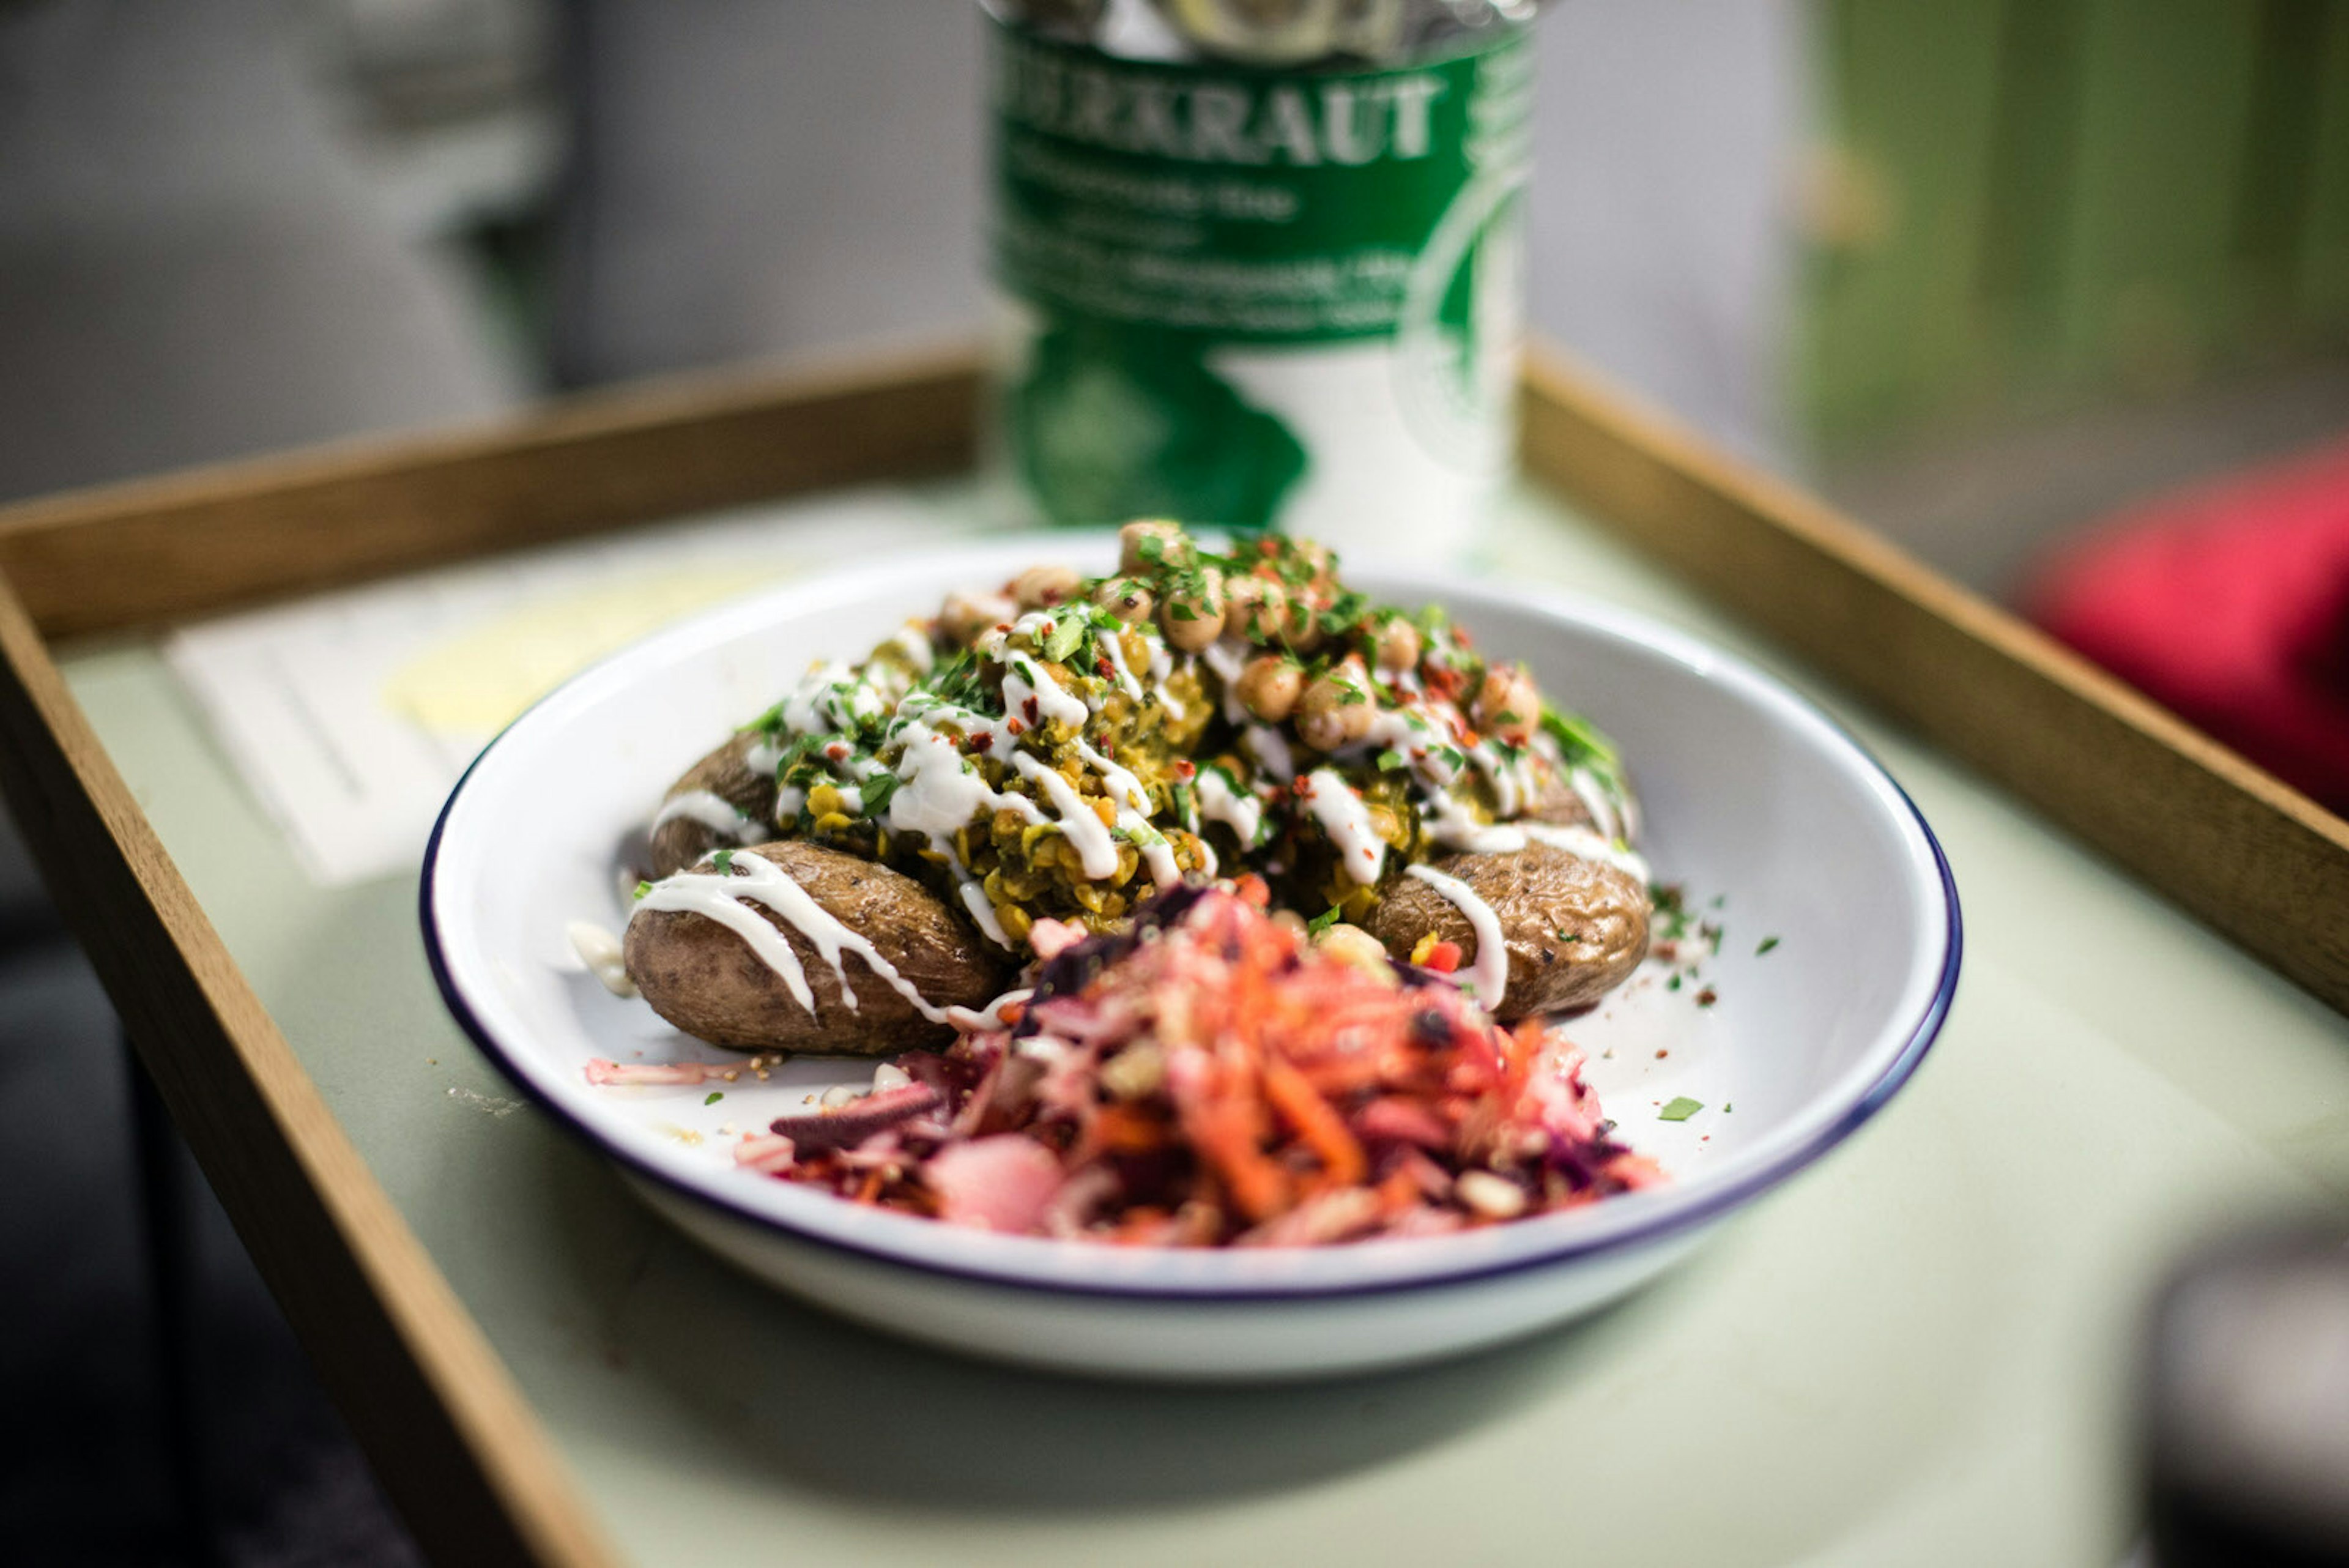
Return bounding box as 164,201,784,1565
1365,842,1649,1018
625,841,1013,1053
647,731,781,879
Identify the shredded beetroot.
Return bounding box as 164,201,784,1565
757,883,1661,1246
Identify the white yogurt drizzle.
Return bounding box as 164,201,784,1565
1003,651,1091,734
631,850,949,1023
565,920,637,997
1423,790,1528,854
1198,636,1250,724
1148,645,1189,719
1074,738,1183,889
1300,768,1386,883
1244,723,1296,783
1193,764,1266,848
1566,764,1637,845
1521,822,1651,883
651,790,766,844
1096,628,1146,703
1009,752,1120,880
1404,863,1510,1008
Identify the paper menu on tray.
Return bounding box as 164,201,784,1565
165,486,975,887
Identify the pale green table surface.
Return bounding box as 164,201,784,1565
64,484,2349,1567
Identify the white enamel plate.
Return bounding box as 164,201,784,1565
423,538,1960,1380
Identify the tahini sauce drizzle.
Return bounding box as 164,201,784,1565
651,790,766,844
1193,765,1265,848
631,850,949,1022
1404,863,1510,1008
1521,822,1650,883
565,921,636,997
1300,768,1386,883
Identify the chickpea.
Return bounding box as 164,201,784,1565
1234,653,1304,723
1093,576,1154,623
1372,615,1422,674
1313,921,1396,981
1294,540,1337,593
1158,565,1226,652
1011,563,1081,609
1473,663,1543,745
1282,593,1326,653
1119,519,1190,574
940,587,1015,647
1297,660,1376,751
1223,571,1291,643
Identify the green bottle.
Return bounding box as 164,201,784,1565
982,0,1539,557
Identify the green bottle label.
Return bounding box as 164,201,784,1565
987,20,1532,542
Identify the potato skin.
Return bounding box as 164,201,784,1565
625,842,1012,1054
1366,843,1649,1018
649,731,779,879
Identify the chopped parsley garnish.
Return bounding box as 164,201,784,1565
1756,935,1779,955
1307,905,1344,935
859,773,900,819
1650,883,1692,942
633,880,653,900
1659,1097,1703,1122
1375,748,1406,772
1539,705,1622,770
703,1091,724,1106
1041,614,1087,663
1338,687,1367,706
1319,589,1370,633
711,849,735,874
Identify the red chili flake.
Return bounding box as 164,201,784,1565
960,731,994,754
1006,718,1025,736
1173,759,1197,781
1094,655,1115,678
1100,738,1117,759
1453,627,1476,649
1655,1049,1669,1059
824,743,848,761
1696,987,1719,1008
1023,696,1041,725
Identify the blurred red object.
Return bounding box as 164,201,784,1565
2024,440,2349,814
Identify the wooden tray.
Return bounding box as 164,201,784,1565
1,341,2342,1565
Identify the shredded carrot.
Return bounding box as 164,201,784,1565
1262,1055,1367,1189
754,885,1653,1244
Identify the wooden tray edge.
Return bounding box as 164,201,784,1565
0,584,620,1565
0,340,981,639
1522,341,2349,1011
